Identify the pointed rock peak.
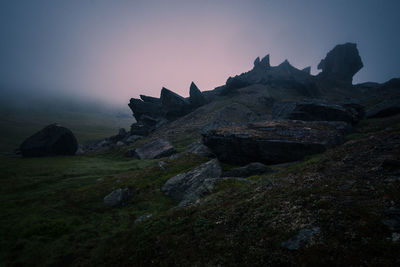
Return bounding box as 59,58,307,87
260,54,270,67
253,54,270,69
302,66,311,74
190,82,200,92
161,87,186,101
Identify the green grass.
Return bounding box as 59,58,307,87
0,153,206,266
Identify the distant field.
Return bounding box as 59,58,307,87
0,107,133,152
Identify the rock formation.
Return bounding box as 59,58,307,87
126,138,177,159
202,120,351,165
317,42,363,83
19,124,78,157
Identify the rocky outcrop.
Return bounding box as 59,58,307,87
104,187,133,208
162,159,222,206
272,100,365,124
19,124,78,157
220,55,314,95
127,138,177,159
367,98,400,118
160,87,192,119
202,120,351,165
189,82,206,108
222,162,272,177
317,43,363,83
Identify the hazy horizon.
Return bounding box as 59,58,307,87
1,0,399,105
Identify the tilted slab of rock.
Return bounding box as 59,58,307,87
160,87,192,119
162,159,222,206
367,98,400,118
272,100,364,124
104,187,133,208
189,82,206,108
202,120,351,165
131,138,177,159
19,123,78,157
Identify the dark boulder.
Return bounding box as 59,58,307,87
128,98,162,121
19,124,78,157
367,98,400,118
317,43,363,83
189,82,206,108
160,87,192,119
202,120,351,165
128,138,177,159
140,94,161,104
104,187,133,208
222,162,272,177
272,100,364,124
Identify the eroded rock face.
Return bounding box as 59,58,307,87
272,100,365,124
130,138,177,159
317,43,363,83
162,159,222,206
202,120,351,165
19,124,78,157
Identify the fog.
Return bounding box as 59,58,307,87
1,0,399,106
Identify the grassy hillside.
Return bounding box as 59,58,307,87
0,115,399,266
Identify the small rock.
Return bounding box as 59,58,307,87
125,135,143,144
135,214,153,224
129,138,177,159
158,161,167,170
392,232,400,243
116,141,125,147
104,187,133,208
185,142,215,158
281,226,320,250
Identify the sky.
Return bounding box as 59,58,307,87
0,0,399,105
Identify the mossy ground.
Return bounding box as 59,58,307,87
1,115,399,266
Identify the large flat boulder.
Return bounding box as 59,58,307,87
317,43,363,83
19,124,78,157
202,120,351,165
162,159,222,206
272,100,364,124
130,138,177,159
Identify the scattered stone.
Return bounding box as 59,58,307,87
135,214,153,224
281,226,320,250
222,162,272,177
124,135,142,144
202,120,351,165
169,153,180,160
366,98,400,118
129,139,177,159
116,141,125,147
75,145,85,155
104,187,133,208
392,233,400,243
19,123,78,157
185,142,215,158
158,161,167,170
162,159,222,205
317,42,363,83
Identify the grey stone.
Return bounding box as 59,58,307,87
135,214,153,224
130,138,177,159
185,142,215,158
281,227,320,250
104,187,133,208
366,98,400,118
162,159,222,205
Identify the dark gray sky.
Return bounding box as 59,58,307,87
1,0,399,104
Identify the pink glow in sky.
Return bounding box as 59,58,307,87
1,0,399,105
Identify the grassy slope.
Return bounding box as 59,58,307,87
0,115,399,266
